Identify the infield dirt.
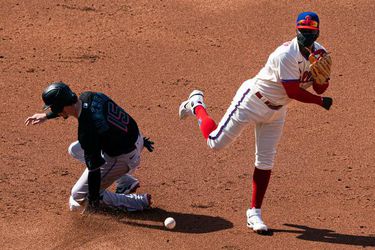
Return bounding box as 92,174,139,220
0,1,374,249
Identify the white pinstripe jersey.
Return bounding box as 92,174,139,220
253,37,326,105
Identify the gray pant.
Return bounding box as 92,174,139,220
68,134,144,211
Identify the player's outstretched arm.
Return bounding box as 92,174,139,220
24,113,48,126
313,80,329,94
282,82,332,110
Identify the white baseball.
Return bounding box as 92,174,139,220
164,217,176,229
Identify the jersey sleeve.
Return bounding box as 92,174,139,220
80,130,105,170
80,129,103,202
314,41,327,53
278,53,300,83
91,93,111,135
46,111,59,119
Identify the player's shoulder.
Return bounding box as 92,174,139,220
314,41,328,52
277,38,299,54
79,91,94,101
271,38,299,61
88,92,111,133
79,91,108,108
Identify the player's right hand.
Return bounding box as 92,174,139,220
81,197,104,214
24,113,48,126
143,137,154,152
321,97,333,110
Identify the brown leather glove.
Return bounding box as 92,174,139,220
309,49,332,85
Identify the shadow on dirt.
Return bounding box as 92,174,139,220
92,207,234,234
271,224,375,247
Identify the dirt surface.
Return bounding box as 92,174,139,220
1,0,374,249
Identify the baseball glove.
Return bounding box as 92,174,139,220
309,49,332,85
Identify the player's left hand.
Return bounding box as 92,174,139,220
143,137,154,152
24,113,48,126
309,49,332,85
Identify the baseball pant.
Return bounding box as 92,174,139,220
207,79,287,170
68,134,144,211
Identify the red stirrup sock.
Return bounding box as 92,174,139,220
194,105,217,139
251,167,271,209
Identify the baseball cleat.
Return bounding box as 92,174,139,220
246,208,269,234
179,90,206,120
116,174,140,194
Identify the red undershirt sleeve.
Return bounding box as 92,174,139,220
282,81,323,106
312,81,329,94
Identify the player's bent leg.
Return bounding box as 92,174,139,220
179,90,206,120
68,141,85,163
194,105,217,139
179,90,218,140
69,168,89,211
207,117,248,150
251,167,271,209
206,82,257,149
112,140,143,194
101,191,152,211
69,158,130,211
115,174,140,194
135,132,144,154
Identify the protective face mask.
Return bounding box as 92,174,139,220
297,30,319,47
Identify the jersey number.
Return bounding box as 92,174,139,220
107,101,129,132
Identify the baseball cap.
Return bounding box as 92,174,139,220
296,12,319,30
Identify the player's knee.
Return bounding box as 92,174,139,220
255,159,274,170
207,140,226,150
68,142,78,157
254,164,273,170
255,154,276,170
207,134,233,150
68,141,84,161
70,188,86,203
69,195,82,211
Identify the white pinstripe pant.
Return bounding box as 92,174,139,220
206,79,287,170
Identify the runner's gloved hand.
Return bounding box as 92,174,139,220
143,137,154,152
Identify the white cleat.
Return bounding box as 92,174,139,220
179,90,206,120
246,208,269,234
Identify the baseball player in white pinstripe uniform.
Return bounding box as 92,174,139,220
178,11,332,234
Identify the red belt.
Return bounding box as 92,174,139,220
255,92,283,110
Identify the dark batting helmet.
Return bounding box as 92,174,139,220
42,82,78,114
